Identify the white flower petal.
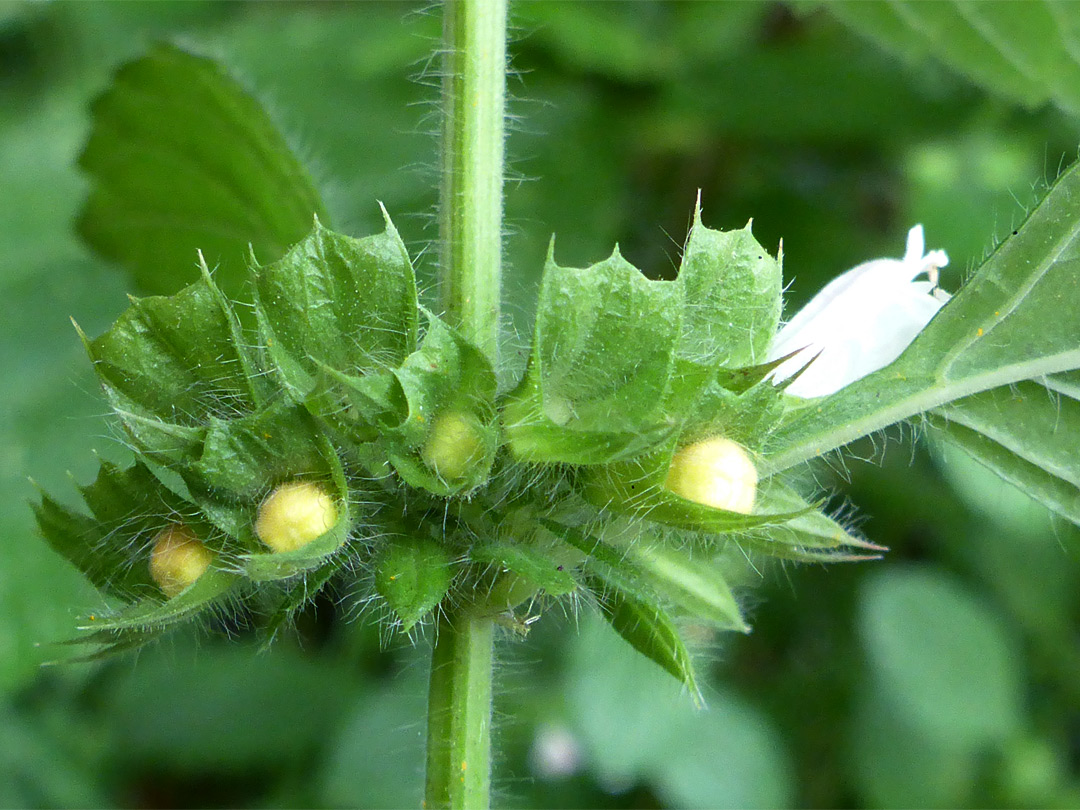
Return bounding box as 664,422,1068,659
767,225,949,398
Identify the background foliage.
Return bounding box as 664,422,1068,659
1,1,1078,807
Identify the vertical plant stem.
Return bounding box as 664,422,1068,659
438,0,507,365
425,610,495,810
426,2,505,808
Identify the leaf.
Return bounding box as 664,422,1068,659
677,208,782,368
504,245,684,465
258,562,340,649
585,574,703,706
374,536,454,631
505,215,782,465
579,446,807,534
820,0,1080,117
82,260,259,460
927,382,1080,526
81,567,239,632
193,402,333,502
741,481,885,563
253,214,418,400
764,155,1080,473
379,313,498,495
78,42,329,297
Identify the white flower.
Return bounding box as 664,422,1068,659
767,224,950,398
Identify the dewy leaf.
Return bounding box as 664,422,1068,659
764,155,1080,473
928,382,1080,526
374,536,454,631
820,0,1080,117
254,214,418,399
677,208,782,368
78,42,329,297
504,245,685,465
585,575,703,707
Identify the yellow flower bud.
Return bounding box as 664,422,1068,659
664,436,758,514
254,480,338,553
420,411,486,481
149,524,213,597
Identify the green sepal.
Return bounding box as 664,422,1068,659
503,245,686,465
584,574,703,707
470,541,578,598
677,206,782,369
623,539,749,633
77,42,329,298
253,213,418,400
78,567,240,632
240,438,353,581
374,536,454,632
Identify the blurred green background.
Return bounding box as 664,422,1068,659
2,2,1079,807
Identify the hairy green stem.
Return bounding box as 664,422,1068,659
425,610,495,810
438,0,507,364
425,2,505,807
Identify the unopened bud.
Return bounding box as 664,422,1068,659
149,524,213,597
255,480,337,553
420,411,486,482
664,436,757,513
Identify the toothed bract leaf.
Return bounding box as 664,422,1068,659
78,42,328,298
84,267,259,461
192,401,334,502
254,217,418,400
375,537,454,632
504,247,685,465
677,214,782,368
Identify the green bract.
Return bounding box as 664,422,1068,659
40,42,1080,700
42,194,863,675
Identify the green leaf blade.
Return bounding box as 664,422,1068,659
78,43,329,297
253,215,418,398
764,154,1080,473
